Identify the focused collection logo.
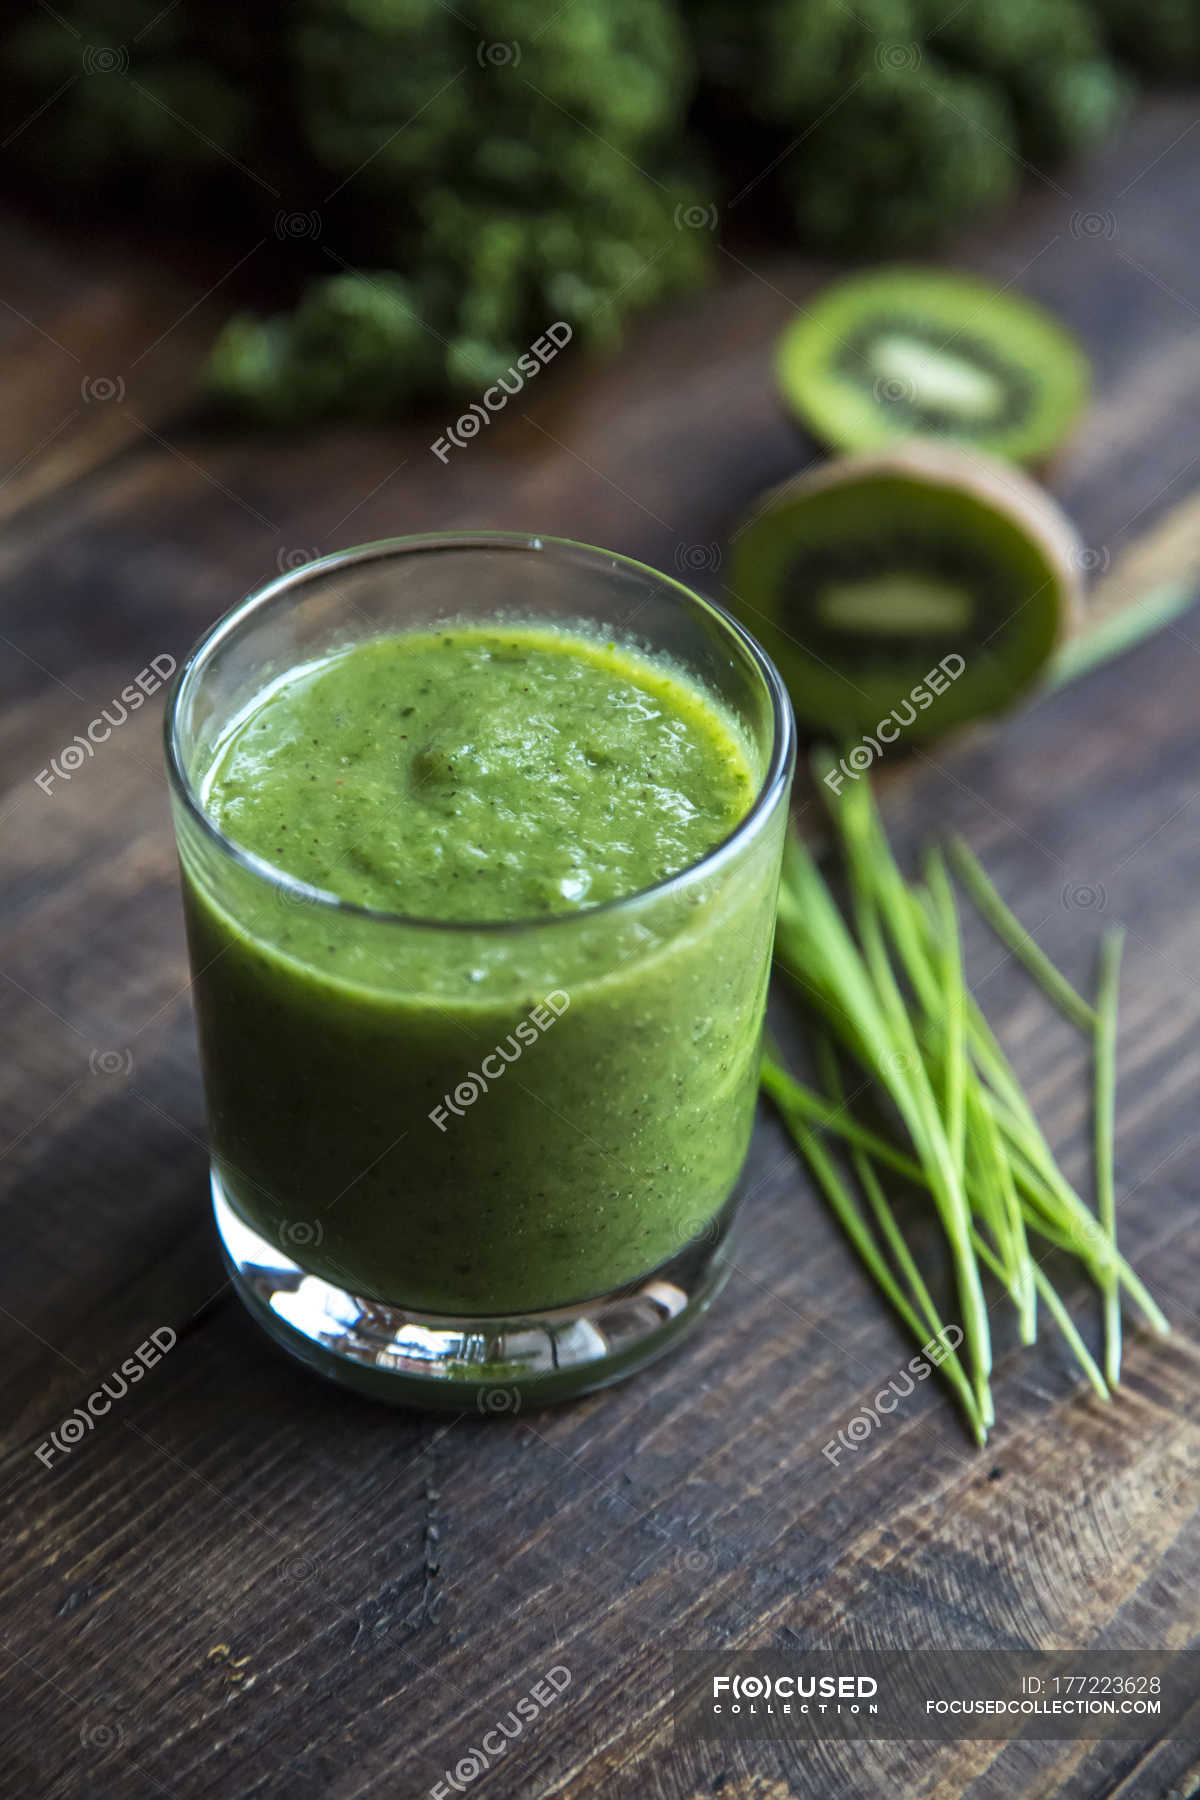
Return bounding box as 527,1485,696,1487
431,324,573,461
823,653,966,793
430,991,570,1130
712,1671,879,1714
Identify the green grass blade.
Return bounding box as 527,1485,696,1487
766,776,1166,1445
1095,927,1124,1387
969,1230,1107,1402
762,1052,986,1444
833,790,993,1403
948,837,1097,1033
924,849,967,1176
760,1049,925,1186
815,1035,986,1438
1047,579,1197,692
1028,1266,1110,1403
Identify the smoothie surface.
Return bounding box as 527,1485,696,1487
203,624,757,921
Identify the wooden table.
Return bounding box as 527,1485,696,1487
3,97,1200,1800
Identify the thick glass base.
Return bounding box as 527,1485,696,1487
213,1174,736,1410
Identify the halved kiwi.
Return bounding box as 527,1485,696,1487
727,442,1083,742
777,268,1090,467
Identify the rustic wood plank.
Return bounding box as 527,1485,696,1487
2,96,1199,1800
0,213,249,523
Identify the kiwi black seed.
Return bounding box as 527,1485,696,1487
727,442,1083,743
777,268,1090,467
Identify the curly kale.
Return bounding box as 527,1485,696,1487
693,0,1128,252
222,0,710,419
209,273,430,425
782,59,1021,252
924,0,1129,163
3,0,706,420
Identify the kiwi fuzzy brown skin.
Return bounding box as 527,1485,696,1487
784,403,1075,486
726,440,1084,745
776,268,1091,471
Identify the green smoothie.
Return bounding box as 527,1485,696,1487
203,627,756,921
181,621,784,1314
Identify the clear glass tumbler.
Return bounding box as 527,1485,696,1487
165,534,794,1407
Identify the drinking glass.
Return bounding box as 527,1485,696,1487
165,534,794,1407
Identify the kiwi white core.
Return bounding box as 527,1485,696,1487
815,574,973,635
870,334,1003,421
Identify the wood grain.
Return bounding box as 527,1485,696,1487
2,97,1200,1800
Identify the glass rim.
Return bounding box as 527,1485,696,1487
164,530,796,937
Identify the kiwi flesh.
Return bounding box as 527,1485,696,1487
727,441,1083,743
777,268,1090,467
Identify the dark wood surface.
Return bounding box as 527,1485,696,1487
3,97,1200,1800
